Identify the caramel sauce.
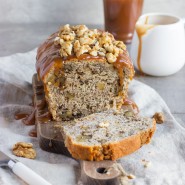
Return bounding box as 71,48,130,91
145,16,149,24
104,0,143,43
37,112,52,123
35,82,44,89
14,76,53,137
22,108,36,125
29,128,37,137
37,99,46,110
113,51,134,95
123,98,139,113
14,113,29,120
136,16,155,72
36,90,43,95
14,107,37,137
14,103,52,137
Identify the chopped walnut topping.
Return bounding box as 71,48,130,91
106,53,117,63
60,42,73,55
89,49,98,56
60,24,71,32
104,43,114,53
12,142,36,159
114,40,126,50
153,112,165,124
76,45,91,57
55,24,127,64
54,36,60,45
79,37,95,45
74,40,81,53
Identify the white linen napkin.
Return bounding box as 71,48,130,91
0,49,184,185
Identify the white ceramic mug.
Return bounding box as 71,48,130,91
130,13,185,76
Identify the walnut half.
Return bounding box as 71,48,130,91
153,112,165,124
12,142,36,159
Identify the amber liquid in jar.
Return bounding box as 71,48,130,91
103,0,143,43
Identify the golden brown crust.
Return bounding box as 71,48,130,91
65,119,156,161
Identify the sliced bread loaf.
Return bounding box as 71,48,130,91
58,109,156,161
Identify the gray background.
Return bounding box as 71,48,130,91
0,0,185,24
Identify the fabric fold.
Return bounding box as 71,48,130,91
0,49,184,185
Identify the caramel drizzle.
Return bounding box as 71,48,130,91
113,51,134,95
14,85,52,137
15,108,36,126
14,113,30,120
22,108,36,125
136,16,155,72
29,128,37,137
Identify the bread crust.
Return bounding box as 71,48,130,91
65,119,156,161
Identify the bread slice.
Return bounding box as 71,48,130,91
58,109,156,161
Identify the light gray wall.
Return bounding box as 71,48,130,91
0,0,103,24
143,0,185,17
0,0,185,24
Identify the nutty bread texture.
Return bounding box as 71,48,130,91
58,109,156,161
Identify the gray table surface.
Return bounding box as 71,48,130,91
0,23,185,126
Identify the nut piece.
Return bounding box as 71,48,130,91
54,36,60,45
12,142,36,159
82,131,92,136
142,159,151,168
124,111,134,118
56,24,127,64
99,121,110,128
153,112,165,124
97,82,105,90
76,45,91,57
106,53,117,63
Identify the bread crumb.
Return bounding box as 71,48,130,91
142,159,151,168
124,111,134,118
127,174,136,179
153,112,165,124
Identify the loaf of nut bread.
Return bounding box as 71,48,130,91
58,109,156,161
36,24,134,121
